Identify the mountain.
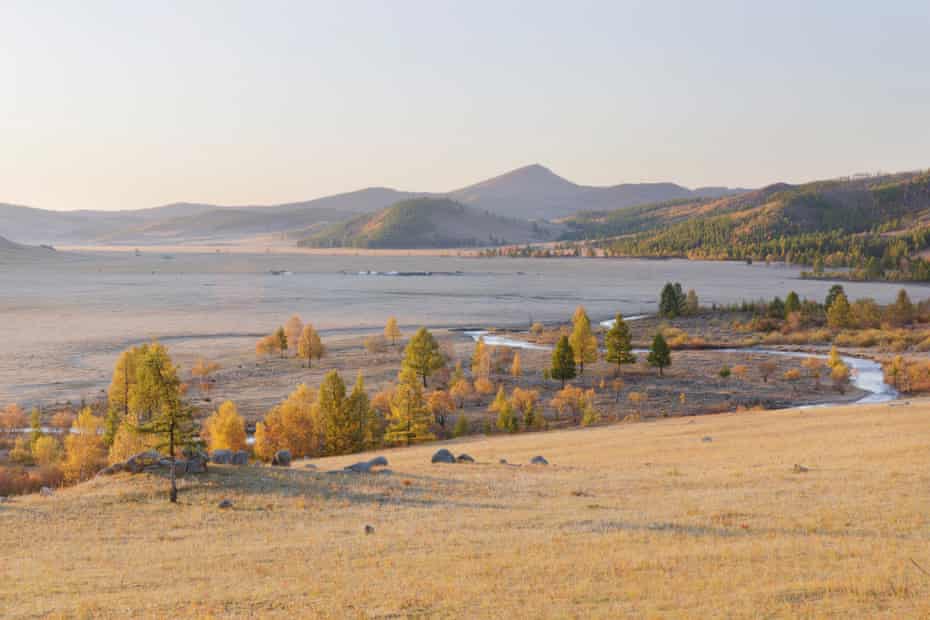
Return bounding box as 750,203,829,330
298,198,558,249
0,234,59,262
0,166,746,245
448,164,747,220
563,170,930,279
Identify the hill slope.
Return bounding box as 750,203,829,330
3,401,929,617
0,234,59,262
299,197,557,249
561,170,930,279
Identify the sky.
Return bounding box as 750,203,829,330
3,1,930,211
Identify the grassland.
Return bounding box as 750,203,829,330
3,399,930,618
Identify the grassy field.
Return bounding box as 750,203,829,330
2,400,930,618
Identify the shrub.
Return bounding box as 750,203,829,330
718,365,731,379
0,465,63,496
364,335,388,354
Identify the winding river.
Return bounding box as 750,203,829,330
465,317,898,405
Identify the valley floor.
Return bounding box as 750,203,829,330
2,399,930,618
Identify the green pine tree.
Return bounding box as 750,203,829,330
647,332,672,376
550,335,577,388
604,314,636,373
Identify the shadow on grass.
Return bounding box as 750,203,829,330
103,464,509,511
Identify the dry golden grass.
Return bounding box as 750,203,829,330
3,401,930,618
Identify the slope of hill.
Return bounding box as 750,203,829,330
449,164,747,220
3,401,929,617
560,170,930,280
299,197,557,248
0,234,59,262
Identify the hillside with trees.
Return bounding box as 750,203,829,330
558,170,930,281
298,198,558,249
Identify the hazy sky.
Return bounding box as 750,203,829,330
3,1,930,211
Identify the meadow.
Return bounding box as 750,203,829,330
2,398,928,618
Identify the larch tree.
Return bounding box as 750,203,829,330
284,315,304,354
105,345,145,447
345,372,380,451
450,378,473,408
133,342,197,503
402,327,445,387
510,352,522,378
262,383,321,459
384,317,402,346
471,337,489,378
569,306,598,376
826,292,852,329
784,291,801,316
604,314,636,374
647,332,671,376
384,366,434,446
204,400,247,452
62,407,106,482
550,335,577,388
427,389,455,435
318,370,351,455
190,358,220,396
297,324,326,368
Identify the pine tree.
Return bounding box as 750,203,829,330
784,291,801,316
384,317,402,346
569,306,598,375
660,283,682,318
402,327,445,387
297,323,325,368
604,314,636,373
384,367,434,446
647,332,671,376
276,326,288,358
550,335,577,387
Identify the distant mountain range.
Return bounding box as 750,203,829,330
0,165,747,245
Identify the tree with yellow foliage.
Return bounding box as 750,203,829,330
473,376,495,404
384,317,402,346
297,323,326,368
385,366,434,446
284,315,304,354
472,337,489,378
204,401,247,452
510,352,522,378
33,435,63,466
62,407,106,482
258,383,321,459
569,306,598,376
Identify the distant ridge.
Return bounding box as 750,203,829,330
0,166,747,245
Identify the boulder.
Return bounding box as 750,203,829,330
272,450,292,467
232,450,249,465
126,451,161,474
211,449,233,464
170,460,189,476
456,453,475,463
186,456,208,474
431,448,456,464
39,486,54,497
304,463,318,470
701,436,713,443
345,461,373,473
499,458,508,465
364,524,375,535
96,463,125,477
792,464,809,473
368,456,389,467
218,499,233,509
530,456,549,465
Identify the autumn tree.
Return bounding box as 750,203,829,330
317,370,349,455
33,435,63,466
551,335,577,387
473,377,495,404
450,378,474,408
886,289,915,326
647,332,671,376
204,401,247,452
284,315,304,354
784,291,801,316
453,414,470,437
402,327,445,387
826,292,852,329
256,334,279,359
62,407,106,482
259,383,321,460
471,337,490,378
550,385,590,425
604,314,636,374
427,389,455,435
384,317,402,346
297,324,325,368
0,403,26,434
825,284,846,311
831,362,850,394
759,360,777,383
684,289,700,316
569,306,598,376
384,367,434,445
347,373,382,451
510,352,522,378
133,343,197,503
105,345,145,446
29,407,42,448
190,358,220,396
511,387,539,429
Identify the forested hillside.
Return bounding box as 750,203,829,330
559,171,930,281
